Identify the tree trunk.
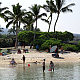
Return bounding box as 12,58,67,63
15,22,18,48
48,13,52,32
33,16,37,48
54,13,60,38
34,16,37,40
31,24,33,31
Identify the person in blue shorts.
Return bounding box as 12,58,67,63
36,45,39,50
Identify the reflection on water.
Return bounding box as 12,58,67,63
0,62,80,80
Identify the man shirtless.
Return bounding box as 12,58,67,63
42,59,45,72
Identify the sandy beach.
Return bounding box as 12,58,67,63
0,46,80,65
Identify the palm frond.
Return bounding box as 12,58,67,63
6,20,13,28
61,3,75,12
64,3,75,8
29,4,41,16
55,0,62,10
0,13,4,18
5,10,14,17
20,18,28,24
38,13,47,19
0,7,9,12
41,18,49,24
43,5,50,12
0,2,2,4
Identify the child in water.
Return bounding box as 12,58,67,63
10,58,17,65
48,61,54,71
22,55,25,64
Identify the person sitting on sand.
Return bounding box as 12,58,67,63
26,49,28,53
10,58,17,65
23,49,26,53
2,52,5,56
55,47,59,58
17,49,21,54
49,61,54,71
61,46,63,54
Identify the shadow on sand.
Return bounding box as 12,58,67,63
52,54,64,59
52,56,64,59
56,57,64,59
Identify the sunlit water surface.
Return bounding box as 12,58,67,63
0,62,80,80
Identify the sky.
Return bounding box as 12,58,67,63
0,0,80,34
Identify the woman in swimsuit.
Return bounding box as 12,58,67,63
49,61,54,71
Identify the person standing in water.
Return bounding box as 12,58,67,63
49,61,54,71
22,55,25,64
42,59,45,72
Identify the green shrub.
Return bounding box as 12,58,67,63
18,31,34,44
30,39,45,49
40,38,61,50
0,38,14,48
63,44,78,51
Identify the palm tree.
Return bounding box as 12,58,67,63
0,2,8,33
0,2,8,21
52,0,75,38
8,26,16,35
29,4,47,40
6,3,27,48
8,26,23,35
42,0,56,32
23,12,34,31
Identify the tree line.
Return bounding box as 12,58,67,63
0,0,75,48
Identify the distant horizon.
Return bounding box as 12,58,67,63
0,28,80,35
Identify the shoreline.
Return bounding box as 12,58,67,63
0,52,80,65
0,46,80,65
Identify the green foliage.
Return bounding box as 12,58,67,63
18,31,34,44
40,38,61,50
63,31,74,41
0,34,7,38
55,31,74,42
63,44,78,52
76,41,80,51
30,39,45,49
18,31,75,51
0,38,14,48
38,32,51,40
69,40,78,45
18,31,74,45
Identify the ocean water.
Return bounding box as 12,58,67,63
0,62,80,80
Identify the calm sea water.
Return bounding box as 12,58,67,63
0,62,80,80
